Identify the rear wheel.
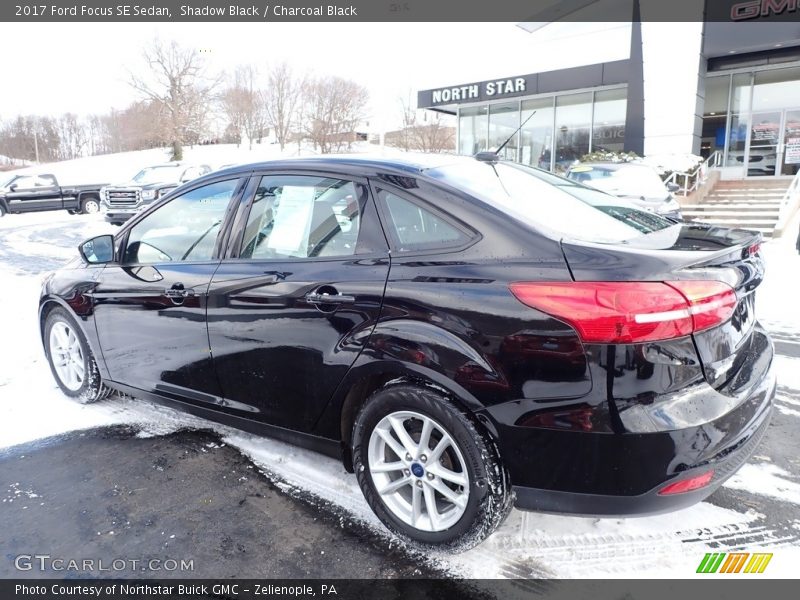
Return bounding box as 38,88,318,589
80,196,100,215
352,383,512,551
0,204,5,217
44,307,111,404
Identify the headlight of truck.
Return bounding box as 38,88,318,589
99,187,109,206
141,190,157,201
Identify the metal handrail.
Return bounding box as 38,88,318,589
774,169,800,236
663,150,723,196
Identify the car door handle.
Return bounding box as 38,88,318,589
304,292,356,304
165,285,196,298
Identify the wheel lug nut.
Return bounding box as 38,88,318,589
420,454,427,463
427,472,434,480
405,453,412,461
416,481,423,488
403,469,410,476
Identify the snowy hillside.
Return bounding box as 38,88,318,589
7,142,406,185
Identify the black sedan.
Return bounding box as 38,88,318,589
39,154,775,551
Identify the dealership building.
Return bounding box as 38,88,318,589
418,13,800,180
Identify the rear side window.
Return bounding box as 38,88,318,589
378,189,469,252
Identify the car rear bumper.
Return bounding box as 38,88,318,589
512,387,773,515
490,326,776,516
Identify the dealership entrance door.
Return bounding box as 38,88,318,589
747,108,800,177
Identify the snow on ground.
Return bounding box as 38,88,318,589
1,205,799,578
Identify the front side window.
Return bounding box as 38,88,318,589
123,179,238,264
11,175,37,190
239,175,365,260
378,189,468,252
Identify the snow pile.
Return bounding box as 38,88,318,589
639,153,704,175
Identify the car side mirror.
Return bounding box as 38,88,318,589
666,182,681,193
79,234,115,264
8,184,17,192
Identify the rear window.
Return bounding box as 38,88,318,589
426,161,674,243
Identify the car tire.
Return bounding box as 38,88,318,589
43,307,111,404
352,383,513,551
0,205,5,218
80,196,100,215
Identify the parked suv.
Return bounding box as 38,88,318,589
566,162,683,220
101,162,211,225
40,155,774,551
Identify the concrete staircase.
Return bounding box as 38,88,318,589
681,179,790,238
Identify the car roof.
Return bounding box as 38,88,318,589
211,153,476,178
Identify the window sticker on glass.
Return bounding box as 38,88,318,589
267,186,316,256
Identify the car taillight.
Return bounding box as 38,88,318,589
658,470,714,495
666,280,737,333
508,281,736,344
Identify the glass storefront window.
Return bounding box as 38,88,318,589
554,93,592,173
701,75,730,158
458,106,488,155
592,88,627,154
730,73,753,114
725,74,753,168
726,114,748,169
753,66,800,112
520,97,554,170
455,87,626,171
488,103,519,160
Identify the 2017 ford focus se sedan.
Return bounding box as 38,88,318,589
39,154,775,551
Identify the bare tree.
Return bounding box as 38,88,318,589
387,93,455,154
57,113,89,160
262,62,303,152
411,111,456,154
129,38,219,160
221,65,267,150
301,76,368,154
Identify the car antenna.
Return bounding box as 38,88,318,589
475,111,536,163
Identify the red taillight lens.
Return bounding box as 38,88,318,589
667,280,737,333
508,281,736,344
658,470,715,495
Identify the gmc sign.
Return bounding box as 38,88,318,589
731,0,798,20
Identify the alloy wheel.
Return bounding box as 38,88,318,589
48,321,85,391
367,410,470,532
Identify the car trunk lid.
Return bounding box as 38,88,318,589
560,223,766,392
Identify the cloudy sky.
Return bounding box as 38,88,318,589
0,22,630,130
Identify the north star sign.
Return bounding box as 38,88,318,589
430,78,527,104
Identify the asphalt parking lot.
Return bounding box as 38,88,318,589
1,426,437,579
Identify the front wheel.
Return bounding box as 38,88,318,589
352,383,513,551
44,307,111,404
80,197,100,215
